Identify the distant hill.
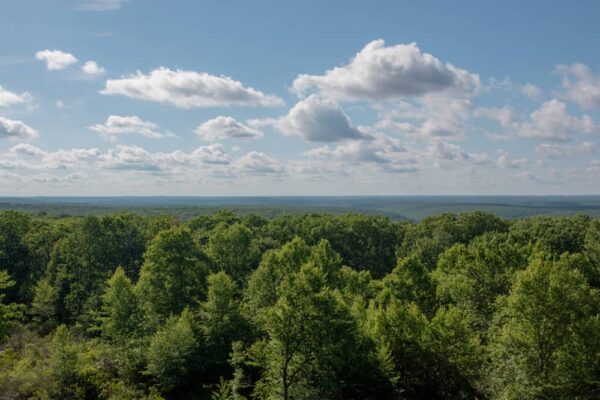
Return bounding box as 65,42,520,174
1,196,600,221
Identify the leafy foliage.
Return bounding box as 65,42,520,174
0,210,598,399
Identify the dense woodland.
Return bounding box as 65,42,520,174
0,210,598,399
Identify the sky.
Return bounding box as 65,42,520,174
1,0,600,196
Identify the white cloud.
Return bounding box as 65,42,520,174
512,171,550,184
305,133,418,173
74,0,127,11
475,106,517,128
476,100,597,142
519,99,596,141
0,143,292,188
46,148,103,169
426,141,489,165
254,95,365,142
377,97,472,140
89,115,169,139
521,83,543,100
0,117,38,140
191,144,231,165
3,145,102,170
31,172,86,183
535,142,596,158
292,40,480,101
496,150,527,169
195,116,263,141
0,85,32,107
235,151,283,174
82,60,106,76
103,145,162,172
10,143,45,156
556,63,600,109
101,67,284,108
55,100,65,109
35,50,77,70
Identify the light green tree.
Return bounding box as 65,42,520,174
100,267,142,340
135,227,207,325
49,325,82,398
30,277,58,334
253,263,357,400
488,254,600,399
434,233,526,331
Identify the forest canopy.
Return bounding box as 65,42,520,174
0,209,598,399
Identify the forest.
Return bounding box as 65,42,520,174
0,209,598,399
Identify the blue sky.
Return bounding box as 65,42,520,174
1,0,599,195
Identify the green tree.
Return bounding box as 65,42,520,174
434,233,527,331
135,227,208,325
200,271,248,381
49,325,82,398
0,271,23,342
488,254,600,399
0,211,32,303
509,214,591,255
146,309,198,392
379,256,435,316
30,277,58,334
100,267,142,340
244,237,311,315
46,215,145,325
584,219,600,287
426,305,484,394
253,263,359,400
206,223,260,283
369,299,480,399
398,212,508,270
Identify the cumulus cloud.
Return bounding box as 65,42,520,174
103,145,163,172
0,117,38,140
10,143,45,156
535,142,596,158
191,144,231,165
474,106,517,128
475,101,597,142
556,63,600,109
519,99,596,141
426,141,489,165
101,67,284,108
306,133,418,173
235,151,283,174
292,40,480,101
512,171,549,184
82,60,106,76
35,50,77,70
521,83,543,100
377,97,472,140
0,143,291,189
195,116,263,141
496,150,527,169
253,95,365,142
0,85,32,107
89,115,170,139
74,0,127,11
5,144,101,170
